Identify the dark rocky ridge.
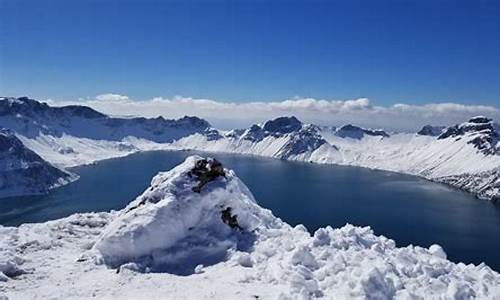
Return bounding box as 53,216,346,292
417,125,446,137
438,116,499,155
336,124,390,139
226,116,329,158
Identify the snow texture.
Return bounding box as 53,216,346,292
1,156,499,299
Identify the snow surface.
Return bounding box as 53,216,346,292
1,156,499,299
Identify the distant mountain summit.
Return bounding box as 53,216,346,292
223,116,328,159
417,125,446,137
438,116,499,155
0,96,499,201
335,124,390,139
0,97,212,142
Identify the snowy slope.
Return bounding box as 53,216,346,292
0,128,75,198
1,156,499,299
0,97,211,142
170,117,500,200
1,97,500,200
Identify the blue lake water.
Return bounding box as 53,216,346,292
1,150,500,271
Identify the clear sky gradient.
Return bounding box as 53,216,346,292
1,0,499,106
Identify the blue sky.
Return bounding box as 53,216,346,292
1,0,499,107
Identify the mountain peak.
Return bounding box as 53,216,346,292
438,116,499,155
262,116,302,134
469,116,492,124
417,125,446,136
336,124,389,139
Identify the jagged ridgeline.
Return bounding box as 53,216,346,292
0,97,213,142
1,96,499,201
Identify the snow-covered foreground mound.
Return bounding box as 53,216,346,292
92,156,277,274
1,156,500,299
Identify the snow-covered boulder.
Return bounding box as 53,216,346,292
92,155,277,274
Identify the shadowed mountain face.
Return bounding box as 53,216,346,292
0,97,212,142
335,124,389,139
417,125,446,137
224,116,328,158
438,116,499,155
0,128,73,197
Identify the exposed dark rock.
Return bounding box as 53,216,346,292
469,116,492,124
417,125,446,136
221,207,242,230
238,117,329,158
438,117,499,155
336,124,389,139
262,116,302,135
364,128,390,138
203,128,223,141
188,158,226,193
242,125,266,142
276,124,329,159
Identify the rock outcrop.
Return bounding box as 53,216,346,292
417,125,446,136
438,116,499,155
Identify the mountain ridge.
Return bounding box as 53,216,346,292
1,97,499,200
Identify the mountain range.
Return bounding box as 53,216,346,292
1,96,499,200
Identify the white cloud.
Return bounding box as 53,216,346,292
49,94,500,132
95,93,130,102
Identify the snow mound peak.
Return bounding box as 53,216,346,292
92,155,276,274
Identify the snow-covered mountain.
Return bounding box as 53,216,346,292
417,125,446,136
2,156,499,298
0,128,75,198
335,124,390,139
1,96,500,201
437,116,500,155
0,97,211,142
172,116,500,200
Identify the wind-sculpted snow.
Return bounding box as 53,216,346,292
0,128,75,198
1,156,500,298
